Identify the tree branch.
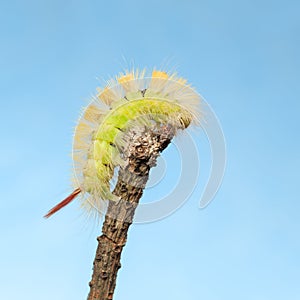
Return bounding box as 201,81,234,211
87,125,175,300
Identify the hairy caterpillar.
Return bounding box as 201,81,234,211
44,69,201,218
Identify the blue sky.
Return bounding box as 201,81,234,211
1,0,299,299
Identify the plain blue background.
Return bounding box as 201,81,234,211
1,0,299,299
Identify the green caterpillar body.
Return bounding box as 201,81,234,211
72,70,201,215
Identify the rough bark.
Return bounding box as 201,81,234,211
87,125,175,300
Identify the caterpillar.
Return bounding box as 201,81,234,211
44,69,202,218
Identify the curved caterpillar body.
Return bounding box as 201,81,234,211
44,69,201,218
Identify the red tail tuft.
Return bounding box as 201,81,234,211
44,188,81,218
